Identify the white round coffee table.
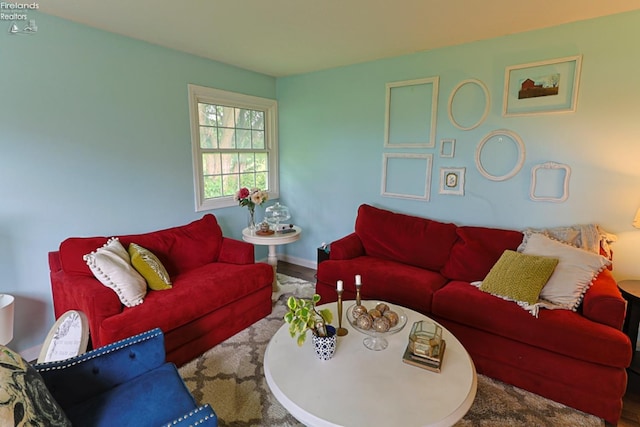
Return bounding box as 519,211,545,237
242,226,302,297
264,301,477,427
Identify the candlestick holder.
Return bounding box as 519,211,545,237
355,284,362,306
336,290,348,336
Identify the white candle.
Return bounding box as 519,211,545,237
337,280,343,291
355,275,361,285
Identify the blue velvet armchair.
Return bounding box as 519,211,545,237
34,328,217,427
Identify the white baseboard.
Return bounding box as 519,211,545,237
279,254,316,270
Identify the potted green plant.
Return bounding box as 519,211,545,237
284,294,334,346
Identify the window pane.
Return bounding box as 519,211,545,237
202,153,221,175
252,111,264,130
222,174,239,196
239,153,255,172
255,153,268,172
252,130,265,149
218,106,235,128
200,126,217,148
239,173,256,189
218,127,236,149
203,175,222,199
198,103,218,126
221,153,239,174
236,108,252,130
236,130,252,149
256,172,268,190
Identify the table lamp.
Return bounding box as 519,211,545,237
0,294,15,345
633,208,640,229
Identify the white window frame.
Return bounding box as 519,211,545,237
188,84,279,211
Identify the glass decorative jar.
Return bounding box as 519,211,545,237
408,320,443,359
264,202,291,231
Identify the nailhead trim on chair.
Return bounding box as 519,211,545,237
163,404,215,427
36,329,163,372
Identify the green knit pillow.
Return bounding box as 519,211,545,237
480,250,559,305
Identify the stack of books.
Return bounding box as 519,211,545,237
402,340,446,373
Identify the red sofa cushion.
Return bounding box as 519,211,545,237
440,226,524,282
354,204,458,271
59,214,223,277
99,262,273,344
431,280,631,368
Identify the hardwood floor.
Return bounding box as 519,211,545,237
277,261,640,427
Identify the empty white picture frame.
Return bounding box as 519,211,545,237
439,167,465,196
440,139,456,158
448,78,490,131
381,153,433,201
475,129,526,181
530,161,571,202
384,76,439,148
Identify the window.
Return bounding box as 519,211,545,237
188,84,279,211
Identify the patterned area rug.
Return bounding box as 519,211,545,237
179,274,604,427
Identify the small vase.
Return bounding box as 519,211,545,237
312,325,337,361
248,207,256,231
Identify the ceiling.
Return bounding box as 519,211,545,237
39,1,640,77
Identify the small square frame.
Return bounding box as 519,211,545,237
439,167,465,196
440,139,456,158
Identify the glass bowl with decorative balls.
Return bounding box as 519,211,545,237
264,202,291,231
346,301,407,350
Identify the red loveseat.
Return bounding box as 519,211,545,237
317,204,631,425
48,214,273,367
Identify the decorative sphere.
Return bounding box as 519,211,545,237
384,311,399,327
356,314,373,330
373,316,391,332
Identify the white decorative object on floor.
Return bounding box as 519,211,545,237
37,310,89,363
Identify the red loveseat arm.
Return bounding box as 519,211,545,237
329,233,364,260
582,269,626,330
218,237,255,265
50,261,123,348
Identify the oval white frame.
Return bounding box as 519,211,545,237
37,310,89,363
530,161,571,202
448,78,490,131
475,129,526,181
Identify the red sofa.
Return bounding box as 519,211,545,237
48,214,273,367
317,204,631,425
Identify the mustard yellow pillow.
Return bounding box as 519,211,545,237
480,250,558,305
128,243,172,291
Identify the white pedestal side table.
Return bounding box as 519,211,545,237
242,226,302,298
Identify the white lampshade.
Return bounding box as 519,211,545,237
634,208,640,229
0,294,15,345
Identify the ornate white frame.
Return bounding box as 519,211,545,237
475,129,526,182
530,161,571,202
448,78,490,131
381,153,432,201
439,167,465,196
384,76,439,148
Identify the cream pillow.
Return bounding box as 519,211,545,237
520,233,611,310
84,237,146,307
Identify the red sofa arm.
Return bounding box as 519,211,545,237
329,233,365,260
218,237,255,264
582,269,626,330
51,269,123,348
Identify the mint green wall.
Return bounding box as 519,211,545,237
1,12,275,354
276,11,640,279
